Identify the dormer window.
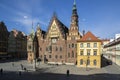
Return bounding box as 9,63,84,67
87,37,91,40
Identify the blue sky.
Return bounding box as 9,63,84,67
0,0,120,39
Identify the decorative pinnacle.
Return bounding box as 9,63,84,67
31,21,34,35
37,23,40,27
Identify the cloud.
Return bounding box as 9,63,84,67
0,0,49,35
23,16,28,19
12,11,48,35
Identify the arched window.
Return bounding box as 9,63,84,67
80,59,83,65
93,60,97,66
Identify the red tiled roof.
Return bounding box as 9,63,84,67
77,31,101,42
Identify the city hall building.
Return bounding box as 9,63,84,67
27,1,102,67
27,1,82,65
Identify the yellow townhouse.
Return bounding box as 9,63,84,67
77,31,102,68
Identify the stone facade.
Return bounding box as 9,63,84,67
8,29,27,58
104,37,120,66
0,22,9,57
32,1,82,65
27,28,38,63
77,31,102,68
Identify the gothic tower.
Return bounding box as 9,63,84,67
69,0,80,39
66,0,81,64
27,24,38,63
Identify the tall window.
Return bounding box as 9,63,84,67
55,55,58,59
93,60,97,66
72,43,74,48
93,50,97,56
69,44,70,48
80,43,83,48
87,50,90,55
80,50,83,55
72,51,74,58
80,59,83,65
75,44,77,48
48,46,52,52
87,59,90,65
46,47,48,51
87,43,90,48
40,47,42,51
28,45,31,49
56,47,58,51
60,47,62,51
94,43,97,47
49,55,51,58
60,55,62,59
68,52,70,58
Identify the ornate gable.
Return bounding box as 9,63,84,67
45,15,68,40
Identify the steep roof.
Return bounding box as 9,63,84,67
45,14,68,39
77,31,101,42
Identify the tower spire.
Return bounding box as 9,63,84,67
73,0,77,11
71,0,78,24
32,20,34,34
74,0,76,6
69,0,79,33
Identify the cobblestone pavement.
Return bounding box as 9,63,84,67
0,60,120,80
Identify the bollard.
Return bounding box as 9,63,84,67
12,63,14,67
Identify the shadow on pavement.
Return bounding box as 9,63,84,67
0,58,27,63
101,55,112,68
0,70,120,80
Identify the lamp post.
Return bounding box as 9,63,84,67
86,56,89,71
33,38,36,71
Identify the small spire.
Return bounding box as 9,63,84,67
31,20,34,34
73,0,77,10
32,20,33,29
53,12,57,18
37,23,40,29
37,23,40,27
74,0,76,5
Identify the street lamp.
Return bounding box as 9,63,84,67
86,56,89,71
33,40,36,71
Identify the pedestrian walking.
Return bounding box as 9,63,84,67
12,63,14,67
20,64,23,70
18,71,21,76
0,68,3,75
66,69,70,77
